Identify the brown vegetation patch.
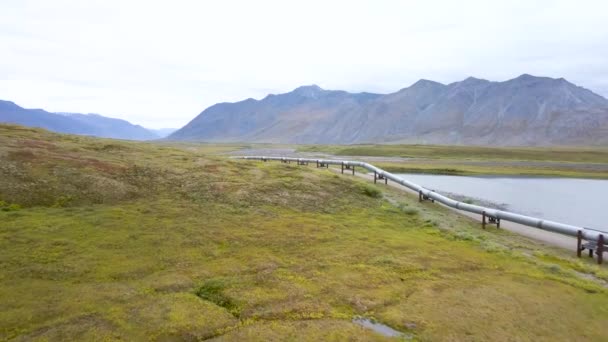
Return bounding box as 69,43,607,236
7,150,37,161
18,139,57,150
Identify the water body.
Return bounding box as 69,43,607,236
352,317,410,339
396,173,608,232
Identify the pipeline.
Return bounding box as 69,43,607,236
237,156,607,245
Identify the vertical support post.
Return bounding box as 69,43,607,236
352,166,355,175
316,160,319,167
597,234,604,265
577,230,582,258
375,172,387,185
341,163,344,174
482,211,486,229
418,191,422,202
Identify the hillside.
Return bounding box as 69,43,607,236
170,75,608,145
0,100,159,140
1,124,608,340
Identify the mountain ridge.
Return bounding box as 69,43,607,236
169,75,608,145
0,100,171,140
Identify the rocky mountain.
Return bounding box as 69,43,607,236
170,75,608,145
0,100,159,140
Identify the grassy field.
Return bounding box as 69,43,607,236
298,144,608,178
367,160,608,179
1,124,608,341
298,144,608,163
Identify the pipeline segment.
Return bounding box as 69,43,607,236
238,156,606,244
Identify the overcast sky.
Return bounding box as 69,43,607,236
1,0,607,128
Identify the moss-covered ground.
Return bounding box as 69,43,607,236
1,124,608,341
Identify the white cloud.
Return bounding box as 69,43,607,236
1,0,607,128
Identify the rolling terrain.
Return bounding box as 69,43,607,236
170,75,608,146
1,124,607,340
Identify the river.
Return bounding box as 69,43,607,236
395,173,608,232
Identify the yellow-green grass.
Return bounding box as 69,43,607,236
298,144,608,163
372,161,608,179
298,144,608,178
1,124,608,341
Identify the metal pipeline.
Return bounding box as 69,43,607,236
238,156,606,243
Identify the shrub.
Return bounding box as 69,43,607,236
53,195,74,208
545,264,563,274
480,241,507,253
0,200,21,211
403,208,418,216
194,279,240,316
358,183,382,198
397,203,419,215
451,231,476,241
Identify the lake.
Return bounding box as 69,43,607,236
395,173,608,232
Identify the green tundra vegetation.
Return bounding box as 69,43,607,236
298,144,608,178
1,124,608,341
298,144,608,163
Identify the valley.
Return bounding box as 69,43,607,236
1,124,607,340
4,1,608,341
228,144,608,179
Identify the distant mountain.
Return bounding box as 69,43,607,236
148,128,178,138
0,100,158,140
169,75,608,146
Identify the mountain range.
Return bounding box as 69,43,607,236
0,100,175,140
169,74,608,145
